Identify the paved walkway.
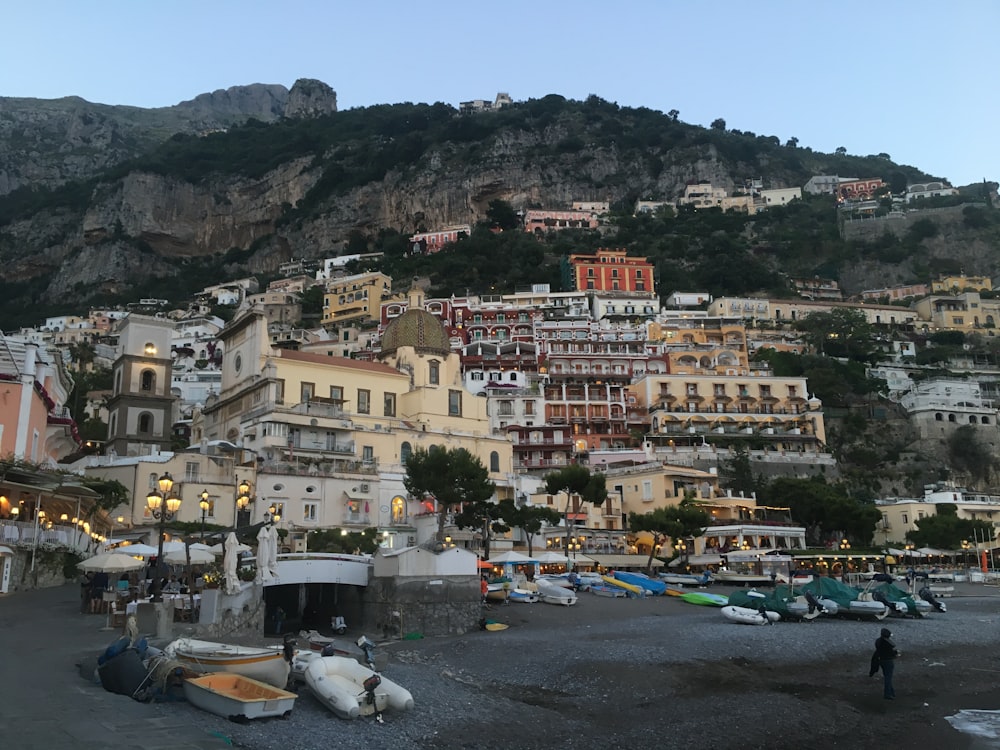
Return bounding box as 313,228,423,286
0,583,231,750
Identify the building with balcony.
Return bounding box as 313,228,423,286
930,275,993,294
873,483,1000,547
912,291,1000,332
677,182,729,209
647,317,750,375
523,209,600,234
897,378,997,439
629,372,826,451
562,248,655,295
907,182,958,203
322,271,396,328
707,297,919,329
408,225,471,254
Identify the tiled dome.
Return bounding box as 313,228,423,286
379,308,451,358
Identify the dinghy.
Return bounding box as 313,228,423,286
536,579,578,605
164,638,290,689
304,655,414,720
183,673,297,721
721,605,781,625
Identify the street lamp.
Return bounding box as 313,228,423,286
236,478,253,527
567,536,581,567
839,538,851,552
199,489,210,541
146,472,181,602
265,502,281,525
961,539,971,568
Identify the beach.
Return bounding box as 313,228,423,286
3,581,998,749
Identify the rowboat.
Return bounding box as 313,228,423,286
304,655,414,720
183,673,297,721
508,588,539,603
721,605,781,625
678,591,729,607
588,583,626,598
614,571,666,596
164,638,290,689
536,579,578,605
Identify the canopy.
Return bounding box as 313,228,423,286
163,547,215,565
917,547,949,556
487,551,537,564
78,553,145,573
586,553,663,569
110,543,159,557
535,552,569,564
477,559,492,570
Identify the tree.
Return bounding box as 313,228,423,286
907,504,992,550
764,477,881,545
543,464,607,542
485,199,520,231
785,137,799,148
629,498,709,573
720,445,761,498
835,146,847,155
499,500,562,558
667,109,680,122
710,118,726,131
454,496,509,561
404,446,496,541
794,307,876,362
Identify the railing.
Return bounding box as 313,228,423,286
258,458,378,477
0,520,92,553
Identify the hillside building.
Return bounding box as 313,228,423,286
322,271,396,328
562,248,656,295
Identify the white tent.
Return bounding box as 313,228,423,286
163,547,215,565
487,551,537,564
110,543,159,557
535,551,569,564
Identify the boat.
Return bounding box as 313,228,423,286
678,592,729,607
486,581,512,602
535,579,578,605
164,638,291,689
799,578,891,621
508,588,539,603
601,575,644,597
537,573,574,588
727,587,822,621
588,583,626,598
713,570,775,586
614,571,667,596
304,655,414,720
183,673,297,721
576,572,604,590
659,571,712,586
721,605,780,625
300,631,390,672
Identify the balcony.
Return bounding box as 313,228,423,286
514,457,572,469
259,457,377,477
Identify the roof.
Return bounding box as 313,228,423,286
277,349,403,376
583,553,664,569
379,308,451,358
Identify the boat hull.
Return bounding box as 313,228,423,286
183,673,297,721
165,638,290,689
508,588,539,603
536,580,577,605
304,655,413,720
721,605,780,625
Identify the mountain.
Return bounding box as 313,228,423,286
0,88,997,326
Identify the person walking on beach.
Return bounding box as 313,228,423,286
873,627,900,699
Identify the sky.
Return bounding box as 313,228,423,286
2,1,996,186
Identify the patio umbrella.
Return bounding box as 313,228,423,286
163,547,215,565
78,553,145,573
209,540,251,555
223,532,242,594
257,525,276,582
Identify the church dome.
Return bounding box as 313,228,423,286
379,308,451,358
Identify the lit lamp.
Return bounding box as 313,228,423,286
839,538,851,552
567,536,582,562
265,502,281,525
146,471,181,602
199,489,210,541
235,479,253,527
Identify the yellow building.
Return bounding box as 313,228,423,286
912,292,1000,332
629,372,826,450
194,294,512,549
322,271,397,327
647,318,750,374
931,275,992,294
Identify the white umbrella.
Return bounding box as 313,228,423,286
488,551,537,564
163,547,216,565
110,543,159,557
189,542,214,552
535,551,569,564
223,532,241,594
257,525,279,582
210,540,250,555
159,541,186,554
78,553,146,573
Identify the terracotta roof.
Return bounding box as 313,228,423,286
380,309,451,358
277,349,404,376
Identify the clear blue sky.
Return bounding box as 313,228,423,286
3,1,996,185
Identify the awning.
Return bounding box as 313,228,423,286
584,553,663,569
669,553,722,568
0,545,13,555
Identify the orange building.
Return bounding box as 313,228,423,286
562,248,656,294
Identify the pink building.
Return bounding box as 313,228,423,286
0,336,80,462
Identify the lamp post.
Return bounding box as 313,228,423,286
265,502,281,525
199,489,210,541
146,472,181,602
961,539,971,568
839,538,851,552
567,536,581,569
236,478,253,528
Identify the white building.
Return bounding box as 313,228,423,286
666,292,712,308
760,187,802,206
898,377,997,438
906,182,958,203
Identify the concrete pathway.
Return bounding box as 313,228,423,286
0,583,231,749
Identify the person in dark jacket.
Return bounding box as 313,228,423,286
874,627,900,699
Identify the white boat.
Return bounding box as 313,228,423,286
304,655,414,720
183,673,297,721
713,571,775,586
721,605,780,625
536,579,578,606
508,588,539,603
659,571,712,586
164,638,290,689
536,574,574,588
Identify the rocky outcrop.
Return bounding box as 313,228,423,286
284,79,338,118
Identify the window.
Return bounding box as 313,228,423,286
303,502,318,522
612,269,619,278
490,451,500,472
138,412,153,434
141,369,155,392
498,401,514,416
448,390,462,416
429,360,440,385
329,385,343,403
184,461,199,482
301,382,315,402
642,480,653,501
362,445,374,463
400,441,412,463
357,389,370,414
276,379,285,405
383,392,396,417
524,401,535,415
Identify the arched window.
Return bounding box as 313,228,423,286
400,441,412,464
490,451,500,472
138,412,153,434
970,415,978,424
392,495,406,523
948,414,957,422
935,413,943,421
983,417,991,425
428,361,440,385
509,372,517,381
140,369,155,392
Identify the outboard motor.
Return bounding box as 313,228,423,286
282,633,297,663
803,590,828,615
332,615,347,635
357,635,377,671
362,673,384,723
320,643,337,657
872,590,905,614
918,586,947,613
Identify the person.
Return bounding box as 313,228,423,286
480,575,489,603
80,571,94,614
90,570,109,614
873,627,900,699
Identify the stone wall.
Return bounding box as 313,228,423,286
5,547,76,593
362,576,480,639
840,204,973,242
